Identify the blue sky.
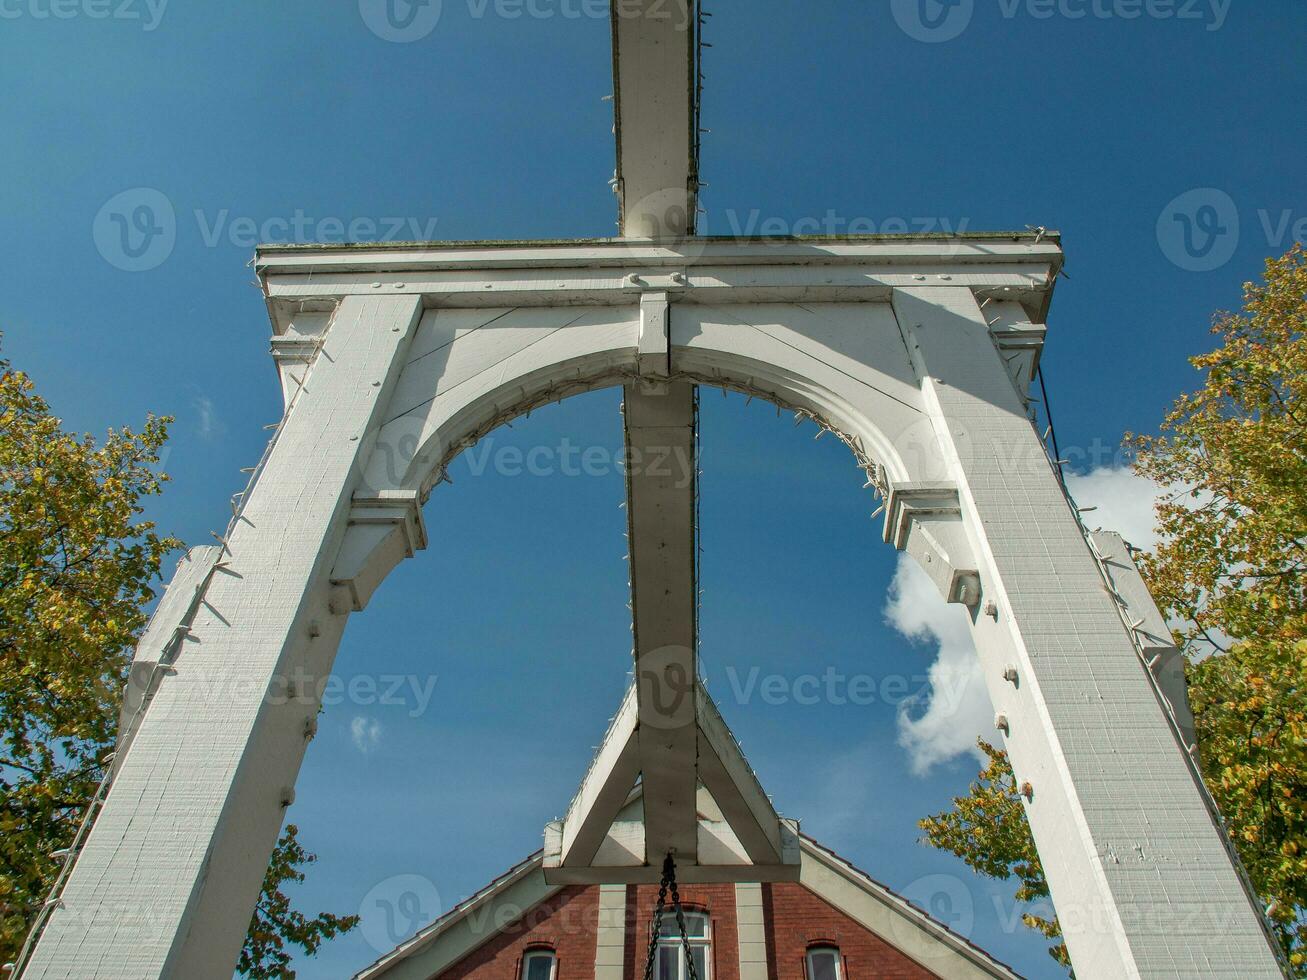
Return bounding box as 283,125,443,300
2,1,1304,977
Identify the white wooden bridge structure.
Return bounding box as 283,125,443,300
18,3,1288,977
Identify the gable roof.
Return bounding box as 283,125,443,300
794,834,1024,980
353,827,1024,980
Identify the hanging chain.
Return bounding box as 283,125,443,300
641,854,701,980
640,863,670,980
667,856,701,980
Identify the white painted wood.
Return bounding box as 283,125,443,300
37,235,1281,978
543,863,799,886
330,490,427,612
696,694,782,864
982,299,1045,401
260,265,1053,311
671,302,929,485
113,545,222,773
24,295,424,980
696,820,750,866
592,820,646,867
638,291,671,378
363,305,641,498
882,483,980,605
560,687,642,868
546,688,797,883
255,238,1063,276
625,380,699,864
612,0,696,237
891,286,1283,979
1090,531,1195,750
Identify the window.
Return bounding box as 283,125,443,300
806,946,842,980
520,948,556,980
654,910,711,980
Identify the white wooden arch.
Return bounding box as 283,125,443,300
19,1,1287,974
343,301,935,610
21,237,1287,979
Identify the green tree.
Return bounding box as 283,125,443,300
921,244,1307,974
0,350,357,975
240,825,361,980
919,740,1069,968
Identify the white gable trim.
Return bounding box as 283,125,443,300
354,853,558,980
797,837,1023,980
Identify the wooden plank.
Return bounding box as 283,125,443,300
559,688,643,868
253,235,1063,276
612,0,697,237
696,693,783,865
542,862,800,886
624,381,698,864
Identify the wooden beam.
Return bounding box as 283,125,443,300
624,381,699,864
559,688,642,868
696,693,783,865
612,0,698,237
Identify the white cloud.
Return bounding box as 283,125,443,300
351,716,381,754
193,394,224,440
885,465,1167,775
886,556,992,775
1063,465,1164,551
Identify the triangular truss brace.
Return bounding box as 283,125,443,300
544,684,801,884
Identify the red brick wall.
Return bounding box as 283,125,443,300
437,881,942,980
439,886,599,980
761,883,940,980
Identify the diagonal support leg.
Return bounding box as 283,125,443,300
559,687,642,868
892,286,1284,979
23,295,424,980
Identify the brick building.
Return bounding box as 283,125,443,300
356,790,1021,980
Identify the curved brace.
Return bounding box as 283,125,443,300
670,302,930,486
359,296,975,615
362,305,645,498
370,299,939,514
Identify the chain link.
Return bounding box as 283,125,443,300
641,854,700,980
